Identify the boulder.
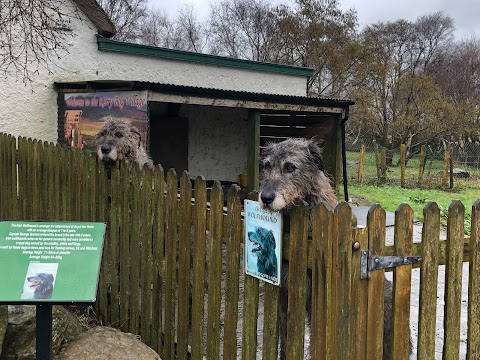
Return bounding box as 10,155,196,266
0,306,7,358
0,305,87,360
56,326,161,360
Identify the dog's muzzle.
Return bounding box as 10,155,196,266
100,144,112,155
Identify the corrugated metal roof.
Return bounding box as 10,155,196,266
55,80,355,109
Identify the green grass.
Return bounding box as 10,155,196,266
343,150,480,233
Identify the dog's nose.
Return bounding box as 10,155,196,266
260,191,275,205
101,144,111,154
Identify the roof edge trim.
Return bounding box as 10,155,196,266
96,35,315,77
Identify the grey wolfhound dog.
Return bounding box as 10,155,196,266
95,119,154,170
258,138,410,360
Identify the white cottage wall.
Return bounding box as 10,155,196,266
0,0,308,143
182,105,249,183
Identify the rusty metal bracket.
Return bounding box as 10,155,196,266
360,250,422,279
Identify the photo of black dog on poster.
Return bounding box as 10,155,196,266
244,200,282,286
21,263,58,300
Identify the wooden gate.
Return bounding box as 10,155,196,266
1,133,479,359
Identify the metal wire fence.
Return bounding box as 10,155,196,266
344,136,480,189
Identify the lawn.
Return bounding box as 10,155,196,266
343,150,480,233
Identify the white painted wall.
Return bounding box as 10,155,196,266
0,0,308,143
182,105,249,182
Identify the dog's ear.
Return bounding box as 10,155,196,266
131,129,142,148
308,142,325,172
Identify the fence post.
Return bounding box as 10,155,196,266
449,147,454,189
357,145,365,184
443,201,465,359
400,144,406,188
442,148,450,188
467,200,480,359
417,145,426,187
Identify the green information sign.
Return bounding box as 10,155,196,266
0,221,106,303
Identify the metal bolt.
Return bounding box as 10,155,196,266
353,242,360,251
375,258,379,263
404,258,408,263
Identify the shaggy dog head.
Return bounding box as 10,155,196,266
95,119,143,166
258,138,337,212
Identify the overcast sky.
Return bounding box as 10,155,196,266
154,0,480,40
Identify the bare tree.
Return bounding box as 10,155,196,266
0,0,82,84
97,0,147,42
349,13,457,163
208,0,278,61
139,5,207,52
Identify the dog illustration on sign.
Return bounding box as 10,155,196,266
21,263,58,300
248,226,278,278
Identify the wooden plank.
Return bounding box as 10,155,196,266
418,145,426,186
119,163,132,333
417,202,440,360
109,163,120,324
260,125,330,138
242,192,260,360
357,145,365,184
366,204,386,360
163,168,178,360
95,156,108,323
147,92,345,113
206,181,223,359
350,225,368,359
285,203,309,359
129,165,142,334
152,165,165,353
247,109,260,193
30,140,40,220
260,114,333,126
400,144,406,188
333,203,353,359
141,167,154,347
176,171,192,359
223,185,242,360
191,176,207,360
467,199,480,359
311,202,334,360
392,204,413,360
443,200,465,359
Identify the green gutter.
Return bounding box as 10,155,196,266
96,35,315,78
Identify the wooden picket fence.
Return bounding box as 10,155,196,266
1,132,480,359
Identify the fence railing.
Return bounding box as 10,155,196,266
346,138,480,189
1,133,480,359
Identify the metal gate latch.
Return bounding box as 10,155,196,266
360,250,422,279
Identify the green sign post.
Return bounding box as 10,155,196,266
0,221,106,359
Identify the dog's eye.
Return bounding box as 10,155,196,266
115,132,124,138
284,163,296,173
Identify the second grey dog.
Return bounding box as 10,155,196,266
258,138,409,360
95,119,154,169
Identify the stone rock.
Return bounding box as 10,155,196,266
0,306,7,358
56,326,161,360
0,305,87,360
453,168,470,178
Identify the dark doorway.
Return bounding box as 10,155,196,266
149,110,188,174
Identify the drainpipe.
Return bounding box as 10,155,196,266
341,107,349,203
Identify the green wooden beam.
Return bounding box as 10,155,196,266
247,110,260,192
